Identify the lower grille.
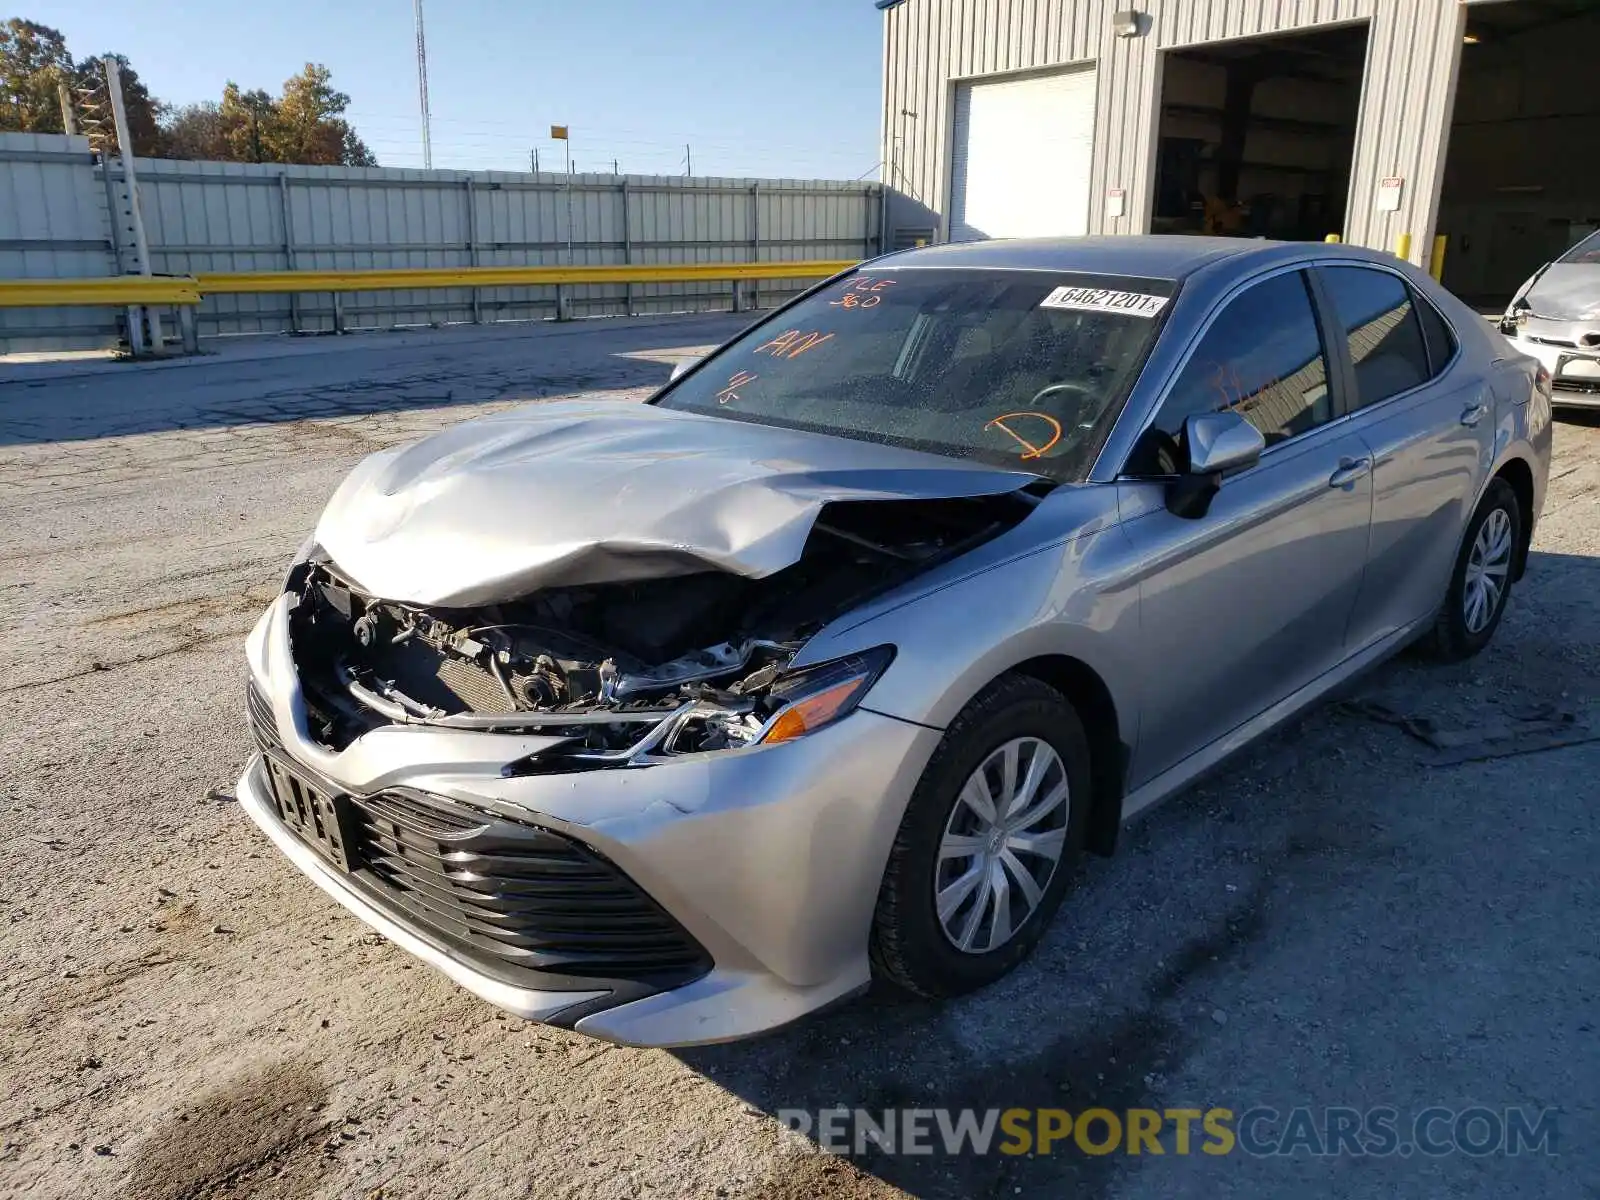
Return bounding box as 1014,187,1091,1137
258,760,709,988
246,681,282,752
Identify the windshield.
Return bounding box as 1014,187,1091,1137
655,267,1176,481
1558,229,1600,264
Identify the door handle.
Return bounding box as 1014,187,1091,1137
1328,456,1372,489
1460,402,1489,427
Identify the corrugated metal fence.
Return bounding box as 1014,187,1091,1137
0,132,119,350
0,133,882,351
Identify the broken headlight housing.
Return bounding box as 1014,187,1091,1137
509,646,895,773
643,644,895,757
755,646,896,745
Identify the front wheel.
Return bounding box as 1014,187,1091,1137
869,674,1090,999
1424,477,1522,661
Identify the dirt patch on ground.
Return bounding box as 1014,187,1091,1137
123,1060,333,1200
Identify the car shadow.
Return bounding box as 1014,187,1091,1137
0,313,753,448
674,551,1598,1198
672,775,1342,1198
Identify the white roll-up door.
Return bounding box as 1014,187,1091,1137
948,66,1098,242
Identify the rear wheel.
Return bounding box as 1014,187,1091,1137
869,674,1090,999
1424,478,1521,661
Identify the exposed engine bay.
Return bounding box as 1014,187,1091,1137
287,491,1040,766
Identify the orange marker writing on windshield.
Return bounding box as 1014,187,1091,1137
755,330,835,359
830,277,896,309
984,411,1063,460
716,371,757,404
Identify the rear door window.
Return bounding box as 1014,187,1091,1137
1318,266,1432,409
1414,291,1458,376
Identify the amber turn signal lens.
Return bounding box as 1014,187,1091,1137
760,676,871,745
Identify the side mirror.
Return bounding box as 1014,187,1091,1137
669,357,701,382
1500,296,1532,337
1187,410,1265,474
1165,411,1264,519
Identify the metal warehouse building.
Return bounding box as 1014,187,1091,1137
878,0,1598,304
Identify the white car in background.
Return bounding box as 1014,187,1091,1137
1501,229,1600,407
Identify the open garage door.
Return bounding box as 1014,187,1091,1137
1151,23,1366,241
948,67,1096,242
1437,0,1600,308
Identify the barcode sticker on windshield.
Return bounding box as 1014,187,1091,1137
1039,286,1169,318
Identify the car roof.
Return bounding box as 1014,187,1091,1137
874,235,1265,280
874,234,1427,283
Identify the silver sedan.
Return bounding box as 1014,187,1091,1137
1500,227,1600,408
238,236,1553,1046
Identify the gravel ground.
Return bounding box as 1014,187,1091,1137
1,318,1596,1200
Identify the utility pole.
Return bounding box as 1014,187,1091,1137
551,125,574,268
413,0,433,169
612,158,619,176
684,143,692,177
57,80,77,134
105,58,161,354
530,147,538,173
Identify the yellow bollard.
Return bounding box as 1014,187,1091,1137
1324,233,1342,243
1395,232,1413,262
1430,234,1448,282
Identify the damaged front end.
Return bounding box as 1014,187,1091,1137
285,492,1037,771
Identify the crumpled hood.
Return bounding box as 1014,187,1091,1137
315,399,1037,606
1523,263,1600,323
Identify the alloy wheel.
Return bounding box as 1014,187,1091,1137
1463,507,1513,634
934,736,1070,954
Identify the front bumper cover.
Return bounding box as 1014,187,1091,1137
239,594,941,1046
237,760,613,1023
1511,335,1600,406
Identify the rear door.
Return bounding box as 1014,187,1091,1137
1316,265,1492,650
1117,268,1373,786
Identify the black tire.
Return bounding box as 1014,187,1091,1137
869,674,1091,999
1423,477,1522,662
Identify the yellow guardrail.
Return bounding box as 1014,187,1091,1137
0,260,854,310
0,275,201,307
194,259,857,294
1,260,857,357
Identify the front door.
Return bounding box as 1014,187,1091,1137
1116,268,1373,787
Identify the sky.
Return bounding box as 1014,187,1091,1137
32,0,886,179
